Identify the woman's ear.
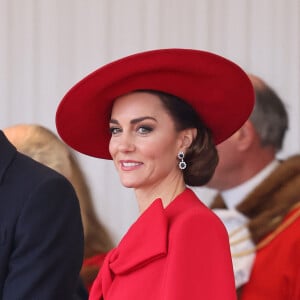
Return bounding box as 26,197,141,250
179,128,197,150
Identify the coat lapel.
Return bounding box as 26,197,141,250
0,131,17,184
90,198,168,299
111,198,168,274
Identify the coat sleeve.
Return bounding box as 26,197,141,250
284,217,300,300
2,175,84,300
289,227,300,299
163,210,237,300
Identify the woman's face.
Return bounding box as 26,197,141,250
109,92,185,189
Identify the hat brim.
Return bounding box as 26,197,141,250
56,48,254,159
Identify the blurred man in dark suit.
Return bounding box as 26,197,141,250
0,129,84,299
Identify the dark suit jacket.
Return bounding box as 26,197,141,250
0,130,84,299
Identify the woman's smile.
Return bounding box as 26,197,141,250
120,160,143,171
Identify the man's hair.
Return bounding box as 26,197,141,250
249,76,288,151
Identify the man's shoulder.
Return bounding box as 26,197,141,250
9,151,67,183
258,205,300,254
0,151,75,214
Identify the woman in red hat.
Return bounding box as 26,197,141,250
56,48,254,299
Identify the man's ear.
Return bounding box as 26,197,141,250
236,120,257,151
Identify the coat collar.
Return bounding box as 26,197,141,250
90,188,199,299
211,155,300,244
110,188,200,274
90,197,168,299
0,130,17,183
110,198,168,274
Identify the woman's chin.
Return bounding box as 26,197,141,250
120,180,137,188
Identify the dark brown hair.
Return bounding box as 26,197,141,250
140,90,219,186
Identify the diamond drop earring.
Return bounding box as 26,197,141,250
178,151,187,170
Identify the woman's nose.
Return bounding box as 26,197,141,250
117,133,135,152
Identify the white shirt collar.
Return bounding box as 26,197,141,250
221,160,280,209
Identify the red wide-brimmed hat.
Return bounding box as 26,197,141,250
56,48,254,159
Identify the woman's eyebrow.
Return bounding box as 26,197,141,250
109,119,119,125
130,116,157,124
109,116,157,125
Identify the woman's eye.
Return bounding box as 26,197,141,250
137,126,153,134
109,127,122,135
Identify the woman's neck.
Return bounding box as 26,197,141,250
135,175,186,213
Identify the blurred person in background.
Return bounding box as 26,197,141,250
4,124,114,297
0,128,83,299
207,74,300,299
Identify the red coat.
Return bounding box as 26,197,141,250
241,206,300,300
89,188,236,299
